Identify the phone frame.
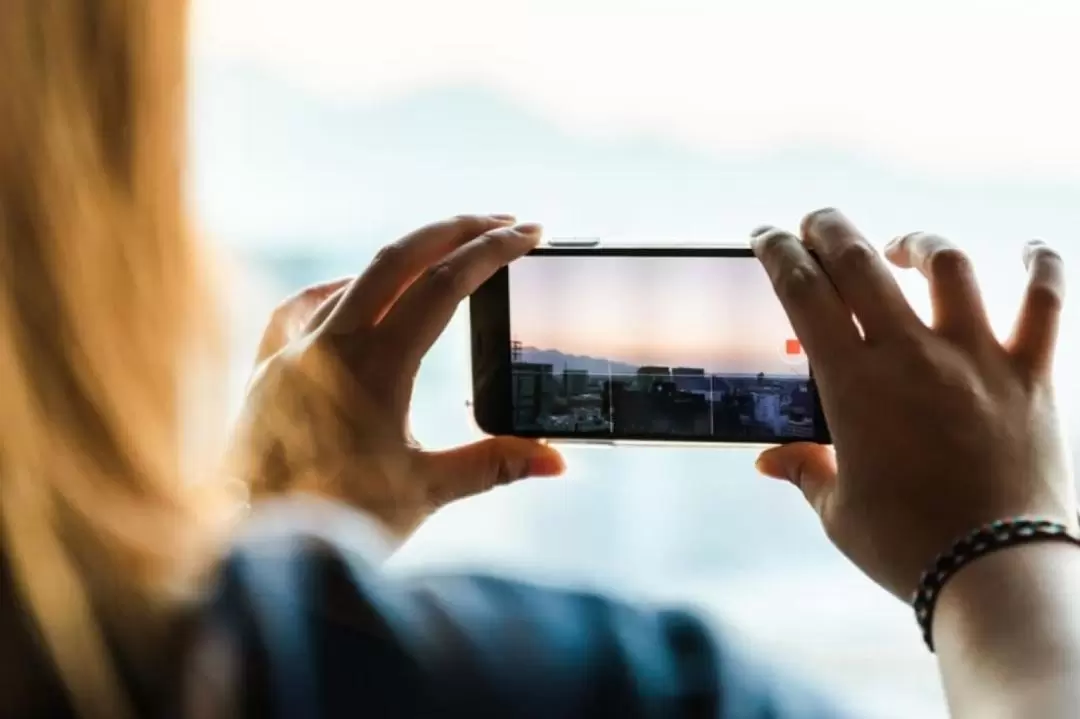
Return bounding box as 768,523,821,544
469,241,831,447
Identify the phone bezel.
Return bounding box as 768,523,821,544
469,244,832,445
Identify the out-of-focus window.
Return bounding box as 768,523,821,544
191,2,1080,716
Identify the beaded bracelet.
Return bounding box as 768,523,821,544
912,516,1080,652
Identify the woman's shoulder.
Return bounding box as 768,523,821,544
181,495,847,719
179,496,393,719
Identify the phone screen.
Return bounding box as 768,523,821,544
505,253,821,442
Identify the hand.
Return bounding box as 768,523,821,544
229,215,565,538
750,209,1076,600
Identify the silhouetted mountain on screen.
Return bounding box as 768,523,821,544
519,347,638,375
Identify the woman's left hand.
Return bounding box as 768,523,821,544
228,214,565,538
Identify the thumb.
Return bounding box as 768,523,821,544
755,442,838,518
422,437,566,504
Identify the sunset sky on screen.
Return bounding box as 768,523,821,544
509,255,809,375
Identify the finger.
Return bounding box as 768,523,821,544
801,209,921,342
379,223,543,371
884,232,991,342
1008,240,1066,375
255,277,353,365
750,226,863,375
421,437,565,506
755,443,838,521
323,214,516,335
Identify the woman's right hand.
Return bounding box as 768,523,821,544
750,209,1076,601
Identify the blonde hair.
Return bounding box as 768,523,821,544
0,2,232,716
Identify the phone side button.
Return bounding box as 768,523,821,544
548,237,601,247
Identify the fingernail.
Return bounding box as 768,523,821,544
526,454,564,477
801,207,846,238
512,222,543,237
883,236,903,254
1022,239,1046,267
490,214,516,222
749,226,776,252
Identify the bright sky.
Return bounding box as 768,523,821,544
191,0,1080,433
191,0,1080,180
510,256,807,375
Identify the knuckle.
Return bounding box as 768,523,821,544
267,295,303,330
476,229,507,247
371,241,407,271
424,261,469,296
777,262,819,300
273,284,314,314
299,284,327,301
486,227,518,250
473,230,516,261
268,298,292,324
925,246,971,282
833,239,877,275
1026,282,1064,315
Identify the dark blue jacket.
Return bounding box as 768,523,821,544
188,497,847,719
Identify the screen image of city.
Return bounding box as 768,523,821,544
507,255,817,441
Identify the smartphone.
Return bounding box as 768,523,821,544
469,242,830,446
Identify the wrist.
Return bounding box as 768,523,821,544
934,541,1076,646
244,492,403,563
914,516,1080,650
287,463,425,541
933,542,1080,715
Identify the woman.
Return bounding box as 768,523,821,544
2,2,1078,718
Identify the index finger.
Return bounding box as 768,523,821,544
323,214,516,335
801,209,921,342
378,223,544,371
751,226,863,374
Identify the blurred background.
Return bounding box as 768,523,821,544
189,1,1080,716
